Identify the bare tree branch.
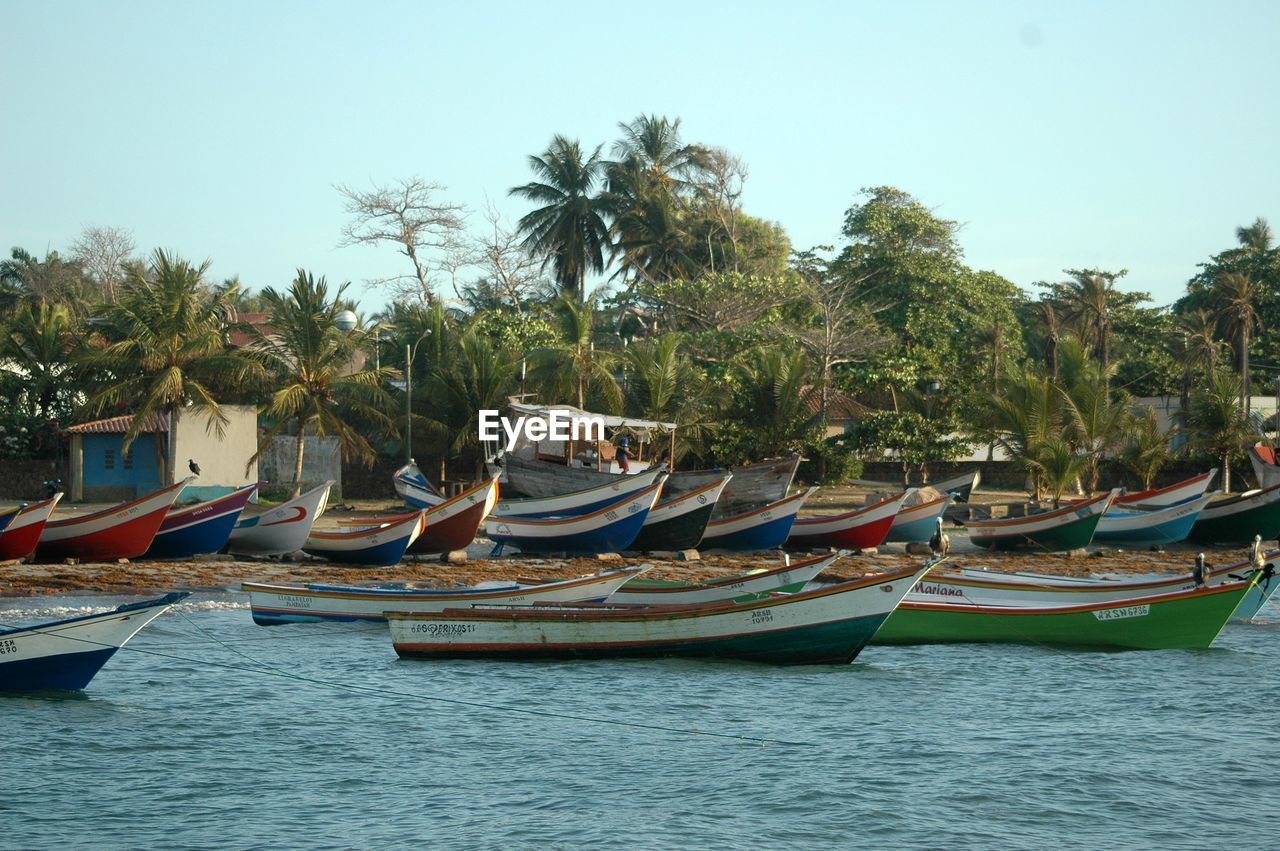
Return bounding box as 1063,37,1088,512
70,225,136,302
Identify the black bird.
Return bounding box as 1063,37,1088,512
42,479,63,498
188,459,201,476
929,516,950,558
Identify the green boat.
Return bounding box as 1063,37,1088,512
1186,483,1280,545
871,576,1256,650
965,490,1113,552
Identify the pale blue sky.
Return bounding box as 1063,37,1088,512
3,0,1277,310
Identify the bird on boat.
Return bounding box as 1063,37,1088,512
1250,534,1266,572
188,459,201,476
929,516,950,558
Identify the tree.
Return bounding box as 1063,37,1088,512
1118,408,1172,489
973,366,1064,499
337,177,468,304
250,270,396,496
622,333,715,462
726,348,817,459
0,301,78,422
847,408,963,485
467,202,551,314
70,226,136,303
528,294,620,411
1175,369,1253,492
1214,271,1262,413
1236,216,1275,252
1052,268,1132,391
80,249,263,481
430,331,516,479
510,136,612,302
1059,362,1130,491
1029,437,1088,507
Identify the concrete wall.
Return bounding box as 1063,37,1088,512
0,459,65,500
81,433,164,500
259,434,342,499
172,405,259,501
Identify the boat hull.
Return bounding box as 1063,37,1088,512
226,481,333,556
408,477,498,555
884,494,955,543
1187,484,1280,544
302,512,423,566
967,493,1112,552
787,492,905,550
145,484,259,559
35,481,188,562
1115,470,1216,508
629,501,715,551
493,468,666,519
606,553,835,605
0,495,62,561
703,490,812,552
485,483,662,555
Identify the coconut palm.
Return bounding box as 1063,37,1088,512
623,333,714,462
1029,437,1089,507
1,301,78,421
1172,309,1223,430
1118,408,1172,489
1031,299,1061,377
608,114,710,198
80,249,263,481
249,270,397,496
510,136,612,303
973,366,1064,500
731,347,818,457
1236,216,1275,252
1214,271,1262,412
1057,269,1125,391
430,330,516,479
1175,369,1253,492
1060,363,1130,492
528,294,621,412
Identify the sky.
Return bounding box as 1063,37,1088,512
3,0,1278,312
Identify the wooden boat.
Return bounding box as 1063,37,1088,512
35,479,192,562
884,493,955,543
244,567,648,625
393,461,444,508
386,560,935,665
302,510,425,566
144,483,260,559
627,475,731,552
702,488,815,552
226,480,333,557
0,592,189,691
927,471,980,502
406,476,499,555
1092,492,1215,546
786,490,906,550
485,482,664,554
1249,444,1280,490
0,494,63,561
872,576,1258,650
1187,483,1280,544
492,467,667,518
966,490,1114,551
605,552,836,605
1114,470,1217,508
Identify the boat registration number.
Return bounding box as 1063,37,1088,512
0,638,16,655
750,610,773,625
409,623,476,636
1094,604,1150,621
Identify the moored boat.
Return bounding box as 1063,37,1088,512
604,552,836,605
243,566,648,625
408,476,499,555
144,483,260,559
492,468,667,519
393,461,444,508
1092,492,1216,546
966,490,1114,551
226,481,333,557
872,576,1258,650
0,494,63,561
386,560,935,665
1187,483,1280,544
1114,470,1217,508
702,488,815,552
484,482,664,554
927,471,980,502
627,475,731,552
302,510,425,566
786,490,906,550
885,493,955,543
0,592,189,691
35,479,191,562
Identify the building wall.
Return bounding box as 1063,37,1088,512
258,434,343,499
172,405,259,501
81,433,164,500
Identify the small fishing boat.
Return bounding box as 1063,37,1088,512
786,490,906,550
627,475,731,552
1249,444,1280,490
884,493,955,543
485,482,664,555
244,567,648,625
408,476,499,555
492,467,667,519
0,494,63,561
393,460,444,508
144,483,260,559
966,490,1114,552
604,552,836,605
35,479,192,562
872,576,1258,650
302,510,425,566
702,488,815,552
927,471,980,502
225,481,333,557
386,560,935,665
1187,483,1280,544
0,592,189,691
1092,492,1216,546
1113,470,1217,508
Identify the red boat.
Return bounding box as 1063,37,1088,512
35,479,191,562
0,494,63,561
785,491,909,550
409,476,499,555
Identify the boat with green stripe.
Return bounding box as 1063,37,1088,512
1186,483,1280,544
966,490,1114,551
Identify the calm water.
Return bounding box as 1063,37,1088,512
2,594,1278,849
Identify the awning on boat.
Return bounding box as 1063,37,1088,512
508,401,677,433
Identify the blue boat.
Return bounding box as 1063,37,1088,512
491,468,666,519
0,593,189,692
145,483,260,559
700,490,812,552
302,511,425,566
484,483,663,554
1093,492,1215,546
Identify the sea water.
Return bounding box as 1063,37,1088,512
2,594,1277,849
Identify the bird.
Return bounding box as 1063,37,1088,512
1250,534,1266,572
188,459,201,476
929,516,950,558
1192,553,1207,587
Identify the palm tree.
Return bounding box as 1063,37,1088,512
80,249,263,481
731,348,817,457
1058,269,1123,387
608,114,710,198
1175,369,1253,492
623,333,714,462
1031,300,1061,378
1214,271,1262,413
1029,437,1088,507
510,136,612,302
1059,362,1129,492
1172,309,1222,431
1,301,77,421
430,331,516,479
528,294,620,411
1236,216,1275,252
249,270,397,496
1118,408,1172,489
973,366,1064,500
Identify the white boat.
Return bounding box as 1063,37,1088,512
492,467,667,518
484,482,665,554
605,552,836,605
1093,492,1217,545
244,567,650,625
226,481,333,556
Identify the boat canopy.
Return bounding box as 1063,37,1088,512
508,401,677,433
